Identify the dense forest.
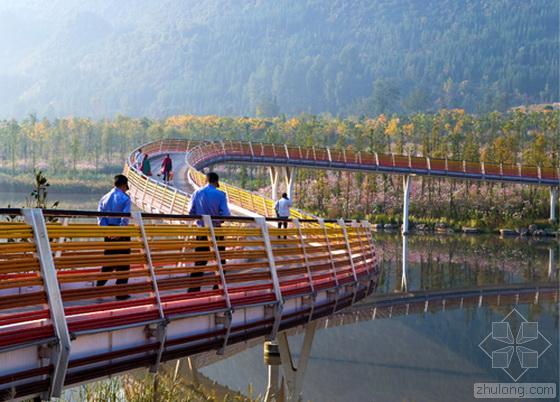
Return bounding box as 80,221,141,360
0,0,557,118
0,109,558,228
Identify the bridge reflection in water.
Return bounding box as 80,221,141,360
155,234,559,401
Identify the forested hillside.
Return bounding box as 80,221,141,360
0,0,557,118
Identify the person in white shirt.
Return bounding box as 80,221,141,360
274,193,293,229
134,148,143,170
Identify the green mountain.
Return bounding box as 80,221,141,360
0,0,557,118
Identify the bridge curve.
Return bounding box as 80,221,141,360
1,137,558,401
186,141,560,186
0,141,379,400
124,139,560,232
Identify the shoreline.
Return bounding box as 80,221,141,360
371,224,559,238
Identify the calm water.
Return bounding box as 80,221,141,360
0,190,104,210
199,234,559,402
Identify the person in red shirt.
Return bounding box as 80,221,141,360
161,154,173,183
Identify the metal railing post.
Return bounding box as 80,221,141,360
132,212,167,372
337,219,358,283
202,215,232,310
140,177,149,209
284,144,290,159
169,189,178,214
360,220,377,265
23,208,71,399
318,218,339,288
202,215,233,351
351,220,370,275
293,219,315,295
54,217,69,259
255,217,283,339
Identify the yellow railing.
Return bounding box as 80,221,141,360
0,138,378,400
0,210,375,348
125,139,316,220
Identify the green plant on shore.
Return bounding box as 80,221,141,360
68,370,258,402
25,170,59,210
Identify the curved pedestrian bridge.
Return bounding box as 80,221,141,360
1,139,558,401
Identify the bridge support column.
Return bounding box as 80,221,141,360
550,187,558,222
269,167,280,201
401,235,409,292
549,247,558,279
402,175,412,235
284,167,295,200
264,322,317,402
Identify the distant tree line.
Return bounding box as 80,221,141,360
0,109,557,173
0,109,558,228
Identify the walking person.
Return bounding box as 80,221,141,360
134,148,143,170
187,172,230,293
161,154,173,183
97,174,132,300
274,193,293,230
141,153,152,176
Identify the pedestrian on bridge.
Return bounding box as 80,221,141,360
96,174,132,300
134,148,143,170
274,193,292,230
160,153,173,183
187,172,230,293
141,153,152,176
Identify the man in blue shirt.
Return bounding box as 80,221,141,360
188,172,230,292
96,174,132,300
188,172,230,224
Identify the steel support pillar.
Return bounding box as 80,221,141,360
265,321,317,401
402,175,412,234
269,166,280,201
269,166,295,200
401,235,409,292
284,167,295,200
550,187,558,222
549,247,558,279
264,341,282,402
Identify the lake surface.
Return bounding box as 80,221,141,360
198,233,559,402
33,226,558,401
0,190,104,210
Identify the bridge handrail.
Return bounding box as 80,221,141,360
125,139,559,227
183,140,560,186
125,139,318,219
0,207,376,398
